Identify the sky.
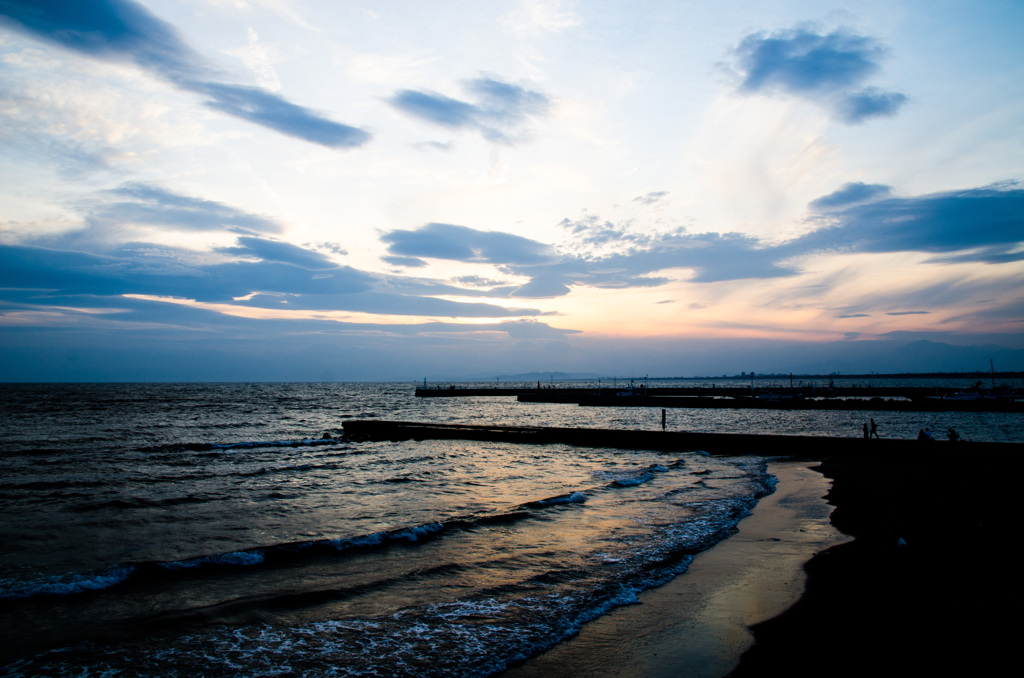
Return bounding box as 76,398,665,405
1,0,1022,382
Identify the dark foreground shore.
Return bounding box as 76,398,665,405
732,452,1018,677
503,451,1019,677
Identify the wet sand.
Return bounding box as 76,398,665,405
502,461,846,678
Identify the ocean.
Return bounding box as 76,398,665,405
1,380,1019,677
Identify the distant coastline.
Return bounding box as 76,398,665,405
492,370,1024,382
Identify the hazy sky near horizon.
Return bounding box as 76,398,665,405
1,0,1022,381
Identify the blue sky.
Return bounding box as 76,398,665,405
1,0,1022,381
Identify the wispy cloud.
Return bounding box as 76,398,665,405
0,0,370,148
834,274,1024,321
732,27,907,123
185,81,369,148
834,88,908,125
20,183,285,251
382,255,429,268
503,0,580,39
0,291,579,381
579,231,795,284
809,182,891,210
216,236,338,269
556,217,796,284
382,220,791,298
382,222,559,266
0,238,550,320
389,76,549,144
0,184,550,318
95,183,284,235
633,191,669,206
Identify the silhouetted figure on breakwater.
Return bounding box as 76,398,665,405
870,418,879,439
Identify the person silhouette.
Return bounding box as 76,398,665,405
869,418,879,439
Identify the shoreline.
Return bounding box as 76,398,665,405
501,460,846,677
504,449,1019,678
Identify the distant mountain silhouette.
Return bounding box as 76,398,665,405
491,371,605,382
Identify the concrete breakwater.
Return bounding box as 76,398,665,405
341,420,1022,458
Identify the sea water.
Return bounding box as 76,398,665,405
0,381,1018,676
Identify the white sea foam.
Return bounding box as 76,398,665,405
326,521,446,552
390,522,446,541
0,565,136,600
611,472,654,487
529,491,587,507
158,550,265,570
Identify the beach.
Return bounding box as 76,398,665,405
501,461,846,677
506,450,1019,677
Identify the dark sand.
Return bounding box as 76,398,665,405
504,452,1017,677
732,452,1016,677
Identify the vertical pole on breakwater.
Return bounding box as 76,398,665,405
661,409,666,431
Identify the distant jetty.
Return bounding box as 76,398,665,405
342,420,1022,458
414,385,1023,412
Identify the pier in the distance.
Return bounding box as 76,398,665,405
414,383,1024,412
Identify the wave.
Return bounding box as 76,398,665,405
520,491,587,509
0,565,137,600
157,550,268,570
610,472,654,487
0,524,446,602
0,489,591,602
7,491,775,677
602,462,675,489
137,436,348,455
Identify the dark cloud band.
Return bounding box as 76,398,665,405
381,184,1024,300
